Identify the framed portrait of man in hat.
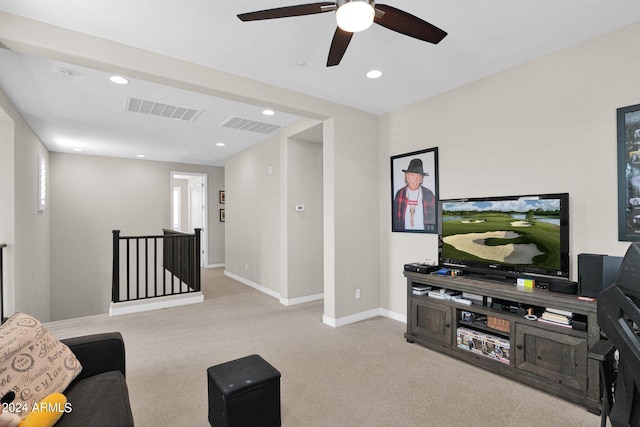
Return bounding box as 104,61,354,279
391,148,439,233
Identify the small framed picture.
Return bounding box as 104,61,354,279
219,209,225,222
390,147,439,233
219,190,225,204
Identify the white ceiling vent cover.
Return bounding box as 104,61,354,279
220,116,282,135
125,97,202,122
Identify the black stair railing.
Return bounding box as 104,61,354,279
112,229,201,304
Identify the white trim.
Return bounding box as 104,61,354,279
279,293,323,306
224,271,325,306
323,307,406,327
222,269,407,326
109,292,204,316
170,171,208,267
224,270,280,299
380,308,406,324
206,263,225,269
322,308,380,327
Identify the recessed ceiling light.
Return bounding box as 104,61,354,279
72,148,83,152
136,154,145,158
109,75,129,85
262,109,275,116
216,143,225,147
366,70,383,79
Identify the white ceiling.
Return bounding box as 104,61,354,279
0,48,303,166
1,1,640,165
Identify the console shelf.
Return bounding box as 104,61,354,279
404,271,601,413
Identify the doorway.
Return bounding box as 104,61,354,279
171,172,207,267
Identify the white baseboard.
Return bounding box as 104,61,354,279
380,308,407,324
224,270,281,299
224,271,324,306
279,293,323,306
206,263,225,269
323,307,406,328
223,270,407,327
109,292,204,316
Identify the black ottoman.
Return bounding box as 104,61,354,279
207,354,281,427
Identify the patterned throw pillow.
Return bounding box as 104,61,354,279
0,312,82,418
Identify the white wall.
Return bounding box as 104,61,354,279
224,118,325,302
379,21,640,317
224,111,380,325
225,134,281,293
0,104,16,318
326,114,380,323
0,13,381,324
208,166,226,267
2,12,637,325
49,153,224,320
0,88,50,321
286,137,323,301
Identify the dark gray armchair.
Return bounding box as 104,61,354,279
56,332,134,427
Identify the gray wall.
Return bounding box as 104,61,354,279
379,21,640,318
49,153,224,320
287,137,323,300
224,113,380,325
0,89,50,321
0,101,16,317
225,134,281,292
0,13,382,326
10,14,636,326
225,119,326,304
208,166,225,266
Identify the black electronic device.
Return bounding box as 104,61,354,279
547,279,578,295
597,242,640,426
577,253,623,298
438,193,570,282
403,263,439,274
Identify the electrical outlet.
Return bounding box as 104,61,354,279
355,289,361,299
245,263,248,270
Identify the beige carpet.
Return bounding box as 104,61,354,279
45,268,604,426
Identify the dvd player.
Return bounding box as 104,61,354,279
403,263,440,274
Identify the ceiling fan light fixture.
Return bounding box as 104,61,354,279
336,0,375,33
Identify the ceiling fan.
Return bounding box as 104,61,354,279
237,0,447,67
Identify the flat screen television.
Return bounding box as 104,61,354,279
439,193,570,281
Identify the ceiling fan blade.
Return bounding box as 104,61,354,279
374,4,447,44
238,2,336,21
327,27,353,67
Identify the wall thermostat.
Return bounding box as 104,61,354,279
295,205,305,212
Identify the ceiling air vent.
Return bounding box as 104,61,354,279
220,116,282,135
125,97,202,122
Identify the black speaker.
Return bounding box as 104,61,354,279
548,279,577,294
577,253,623,298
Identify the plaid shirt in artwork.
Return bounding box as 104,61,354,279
393,185,436,231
